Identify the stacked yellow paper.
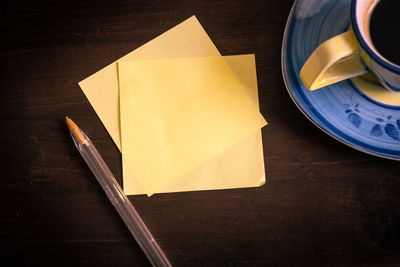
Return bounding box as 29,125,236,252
79,16,267,196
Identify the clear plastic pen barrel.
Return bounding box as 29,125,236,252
71,130,171,267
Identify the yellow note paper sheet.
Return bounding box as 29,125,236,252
119,56,267,195
121,54,266,195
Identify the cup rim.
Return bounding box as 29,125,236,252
351,0,400,74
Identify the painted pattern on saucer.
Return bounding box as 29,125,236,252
281,0,400,160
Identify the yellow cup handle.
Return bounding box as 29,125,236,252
299,30,368,91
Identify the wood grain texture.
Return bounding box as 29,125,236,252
1,0,400,266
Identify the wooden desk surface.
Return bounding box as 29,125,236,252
2,0,400,266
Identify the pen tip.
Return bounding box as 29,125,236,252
65,116,78,132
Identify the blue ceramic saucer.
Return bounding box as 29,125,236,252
282,0,400,160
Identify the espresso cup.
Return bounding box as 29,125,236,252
300,0,400,91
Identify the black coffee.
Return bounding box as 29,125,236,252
369,0,400,65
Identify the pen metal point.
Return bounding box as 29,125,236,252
66,116,85,145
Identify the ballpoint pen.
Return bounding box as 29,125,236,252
66,116,171,267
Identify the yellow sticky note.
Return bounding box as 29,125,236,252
78,16,267,195
123,54,266,195
119,57,267,195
